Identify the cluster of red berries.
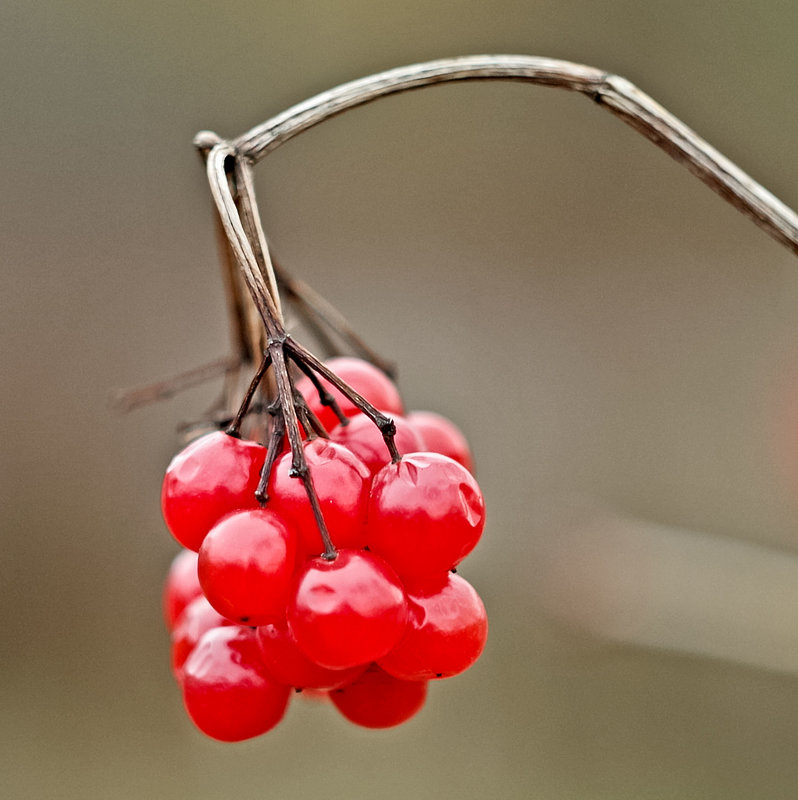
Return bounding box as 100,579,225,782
161,357,487,741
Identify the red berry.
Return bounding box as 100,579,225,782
296,357,403,431
406,410,475,473
163,549,202,630
287,549,408,670
330,412,425,475
198,509,295,625
378,572,487,680
182,626,291,742
256,621,367,690
367,452,485,579
267,439,370,560
170,594,232,680
330,664,427,729
161,431,266,551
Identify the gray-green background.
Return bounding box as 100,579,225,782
4,1,798,798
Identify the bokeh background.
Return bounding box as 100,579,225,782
4,1,798,798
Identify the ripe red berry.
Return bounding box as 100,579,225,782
330,411,425,474
256,621,367,690
182,626,291,742
161,431,266,551
170,594,232,680
198,509,295,625
378,572,487,680
406,410,475,473
367,452,485,579
267,439,370,560
296,357,404,431
287,549,408,670
163,548,202,630
330,664,427,729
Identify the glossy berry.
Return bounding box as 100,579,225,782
406,410,475,473
287,549,408,670
267,439,370,559
182,626,291,742
198,509,295,625
256,621,367,690
367,452,485,579
170,594,232,680
161,431,266,551
330,411,425,475
330,665,427,729
163,549,202,630
296,357,404,431
378,572,487,680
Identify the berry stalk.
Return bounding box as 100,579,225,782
203,143,401,556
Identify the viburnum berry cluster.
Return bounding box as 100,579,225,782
161,357,487,741
141,114,492,742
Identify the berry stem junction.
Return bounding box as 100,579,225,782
203,142,401,559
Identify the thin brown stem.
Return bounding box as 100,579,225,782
270,342,337,559
206,144,285,339
213,214,258,365
233,159,284,325
196,132,262,366
292,390,328,439
109,355,240,413
206,142,344,558
199,132,392,377
177,399,272,435
287,349,347,427
286,337,400,462
205,129,411,551
293,399,317,442
231,55,798,259
226,351,272,436
255,409,285,504
300,467,337,560
275,262,395,377
269,341,302,459
280,280,345,360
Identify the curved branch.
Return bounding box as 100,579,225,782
228,54,798,257
205,143,284,337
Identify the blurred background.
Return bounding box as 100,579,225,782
4,1,798,797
